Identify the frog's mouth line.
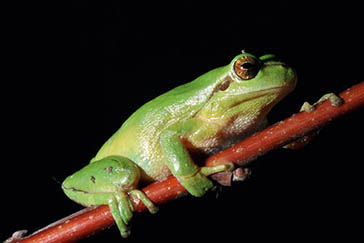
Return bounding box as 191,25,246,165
62,184,89,194
228,82,296,109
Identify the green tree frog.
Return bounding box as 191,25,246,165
62,52,297,237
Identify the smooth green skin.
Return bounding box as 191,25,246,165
62,53,296,237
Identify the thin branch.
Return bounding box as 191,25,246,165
206,81,364,167
13,81,364,243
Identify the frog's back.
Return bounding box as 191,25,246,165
93,66,227,182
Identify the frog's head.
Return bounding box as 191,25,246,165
230,53,296,90
199,52,296,122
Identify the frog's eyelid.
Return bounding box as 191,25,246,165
259,54,276,62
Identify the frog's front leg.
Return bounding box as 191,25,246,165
300,92,344,113
284,93,344,149
62,156,157,238
160,119,234,197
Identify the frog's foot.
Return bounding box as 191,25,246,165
284,93,344,149
108,191,134,238
129,189,159,214
300,92,344,112
177,162,234,197
201,162,237,187
200,162,235,176
108,190,158,238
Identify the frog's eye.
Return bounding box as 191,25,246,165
234,56,260,80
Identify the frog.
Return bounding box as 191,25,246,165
62,52,297,237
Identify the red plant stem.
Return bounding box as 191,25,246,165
18,81,363,243
206,81,364,167
18,177,187,243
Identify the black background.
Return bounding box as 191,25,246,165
3,1,363,242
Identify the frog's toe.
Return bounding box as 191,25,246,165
300,93,344,113
287,92,344,150
319,93,344,107
200,162,235,177
129,189,158,214
116,192,134,224
108,192,134,238
300,101,315,112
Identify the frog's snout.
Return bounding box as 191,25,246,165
62,173,86,193
61,175,72,190
62,173,92,206
62,174,78,192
